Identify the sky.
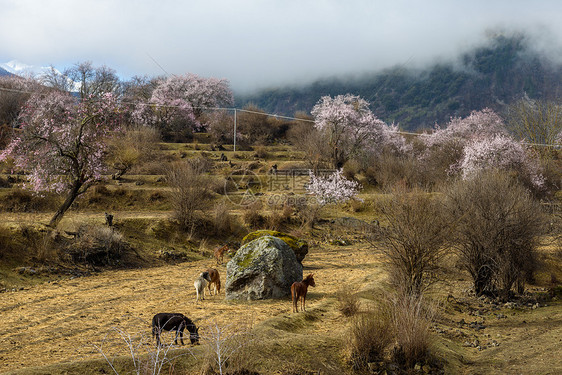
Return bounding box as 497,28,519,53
2,0,562,93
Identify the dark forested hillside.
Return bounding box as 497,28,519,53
237,34,562,130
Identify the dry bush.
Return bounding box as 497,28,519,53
342,159,361,181
348,294,435,372
293,200,322,229
376,189,451,296
243,201,266,230
0,225,13,258
390,295,435,369
366,152,420,190
236,104,277,145
200,320,256,375
445,172,546,299
205,109,234,145
336,288,360,317
213,201,235,236
348,198,367,213
286,120,331,171
348,306,393,370
417,140,465,188
106,125,161,179
0,189,60,212
22,227,57,262
92,322,191,375
253,145,268,159
66,225,128,266
167,160,214,231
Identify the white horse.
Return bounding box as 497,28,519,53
194,271,211,302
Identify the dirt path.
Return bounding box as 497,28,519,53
0,244,383,373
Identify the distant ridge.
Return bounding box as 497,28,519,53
236,34,562,131
0,66,12,77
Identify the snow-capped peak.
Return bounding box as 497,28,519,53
0,60,56,77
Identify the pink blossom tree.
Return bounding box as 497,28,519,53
423,108,508,148
133,74,233,141
455,134,545,189
311,94,407,168
421,108,545,190
306,169,362,205
0,91,121,227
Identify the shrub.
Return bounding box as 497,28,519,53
213,201,233,236
348,306,393,370
243,201,266,229
445,171,546,299
66,225,128,266
336,288,360,317
166,160,214,231
253,145,268,159
348,294,435,372
376,189,451,296
106,125,160,179
200,320,256,375
0,189,60,212
293,200,322,229
391,295,434,368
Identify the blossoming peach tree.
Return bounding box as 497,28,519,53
133,73,233,140
0,90,122,227
306,169,362,206
423,108,545,191
311,94,408,168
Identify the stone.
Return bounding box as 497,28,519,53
241,230,308,263
225,236,303,300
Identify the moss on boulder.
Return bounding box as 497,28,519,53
241,230,308,263
226,235,303,300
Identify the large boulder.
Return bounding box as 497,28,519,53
241,230,308,263
226,235,303,300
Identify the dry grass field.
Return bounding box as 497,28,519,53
0,143,561,374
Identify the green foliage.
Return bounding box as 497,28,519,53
241,229,307,256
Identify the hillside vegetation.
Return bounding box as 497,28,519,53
0,135,560,374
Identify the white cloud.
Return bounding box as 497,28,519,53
1,0,562,92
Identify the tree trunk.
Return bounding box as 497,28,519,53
48,180,83,228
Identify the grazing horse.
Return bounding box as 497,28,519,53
194,271,212,302
151,313,199,346
214,244,229,264
291,274,316,312
206,268,221,296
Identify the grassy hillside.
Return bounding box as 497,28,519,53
0,140,560,375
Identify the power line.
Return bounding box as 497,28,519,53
0,86,560,147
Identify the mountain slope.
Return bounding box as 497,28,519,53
0,66,12,77
237,34,562,130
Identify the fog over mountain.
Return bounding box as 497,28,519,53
238,33,562,130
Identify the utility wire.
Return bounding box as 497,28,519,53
0,86,560,147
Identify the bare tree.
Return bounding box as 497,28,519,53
287,115,331,172
40,65,74,92
506,96,562,152
65,61,121,99
166,159,214,231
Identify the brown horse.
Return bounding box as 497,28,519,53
214,245,229,264
206,268,221,296
291,274,316,312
